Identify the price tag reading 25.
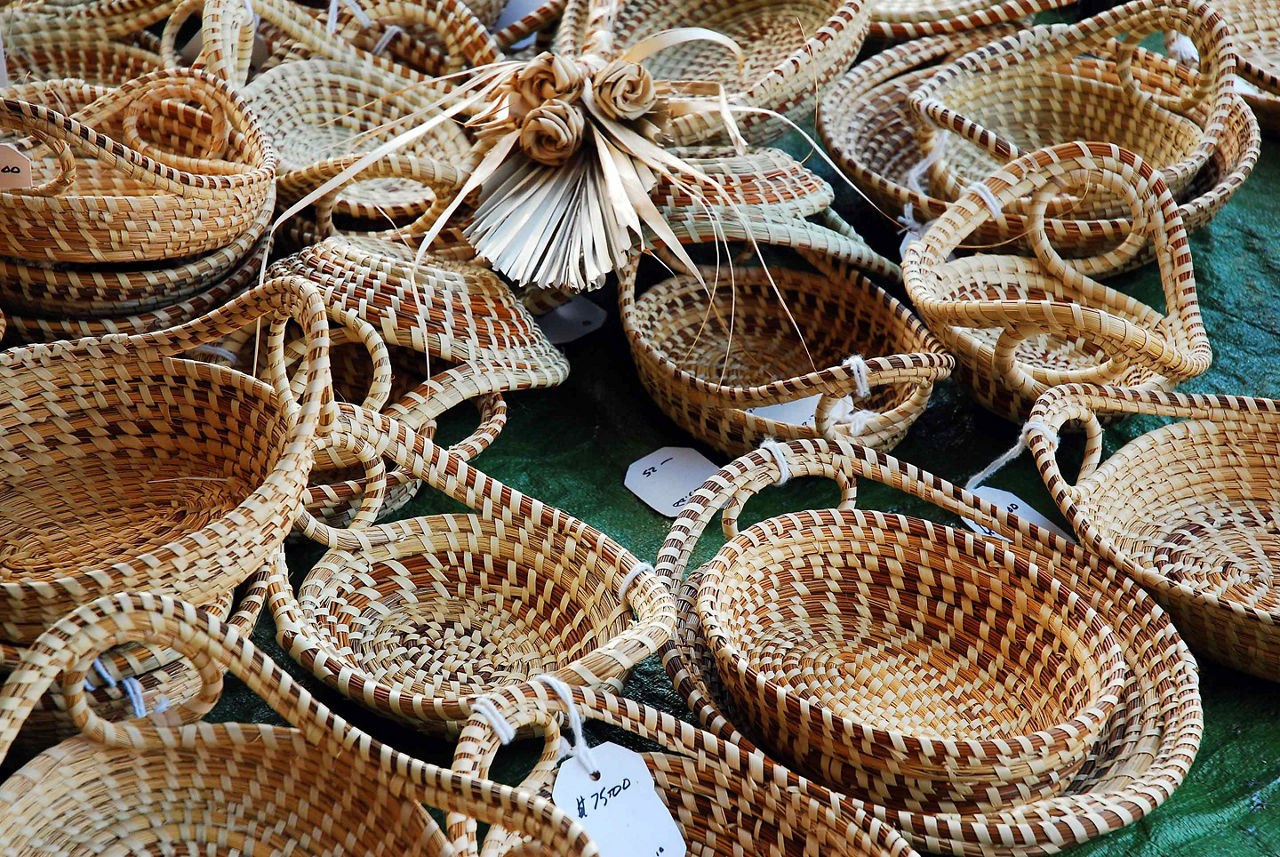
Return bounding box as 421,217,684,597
552,742,686,857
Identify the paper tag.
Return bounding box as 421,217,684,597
963,487,1075,544
0,145,32,190
625,447,718,517
535,296,607,345
552,742,686,857
743,394,820,428
494,0,545,48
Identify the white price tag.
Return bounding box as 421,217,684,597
0,145,32,190
743,395,820,428
535,296,607,345
625,447,718,518
553,742,686,857
963,487,1076,544
494,0,546,48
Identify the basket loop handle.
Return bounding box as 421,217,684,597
0,592,596,856
329,0,504,72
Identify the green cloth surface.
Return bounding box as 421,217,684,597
199,128,1280,856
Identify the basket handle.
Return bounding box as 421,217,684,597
329,0,504,72
492,0,565,51
0,592,597,857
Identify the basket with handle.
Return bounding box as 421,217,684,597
0,67,275,264
817,29,1258,268
0,591,598,857
448,681,920,857
1027,383,1280,682
622,212,951,456
902,140,1212,421
266,402,676,734
0,273,352,642
907,0,1236,220
659,437,1202,855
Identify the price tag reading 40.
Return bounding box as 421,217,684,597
552,742,686,857
624,447,719,518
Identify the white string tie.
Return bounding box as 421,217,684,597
121,677,147,719
970,181,1004,219
759,438,791,485
1168,33,1199,66
906,137,946,196
826,396,877,436
616,562,653,604
372,24,404,55
473,696,517,745
85,657,117,691
533,674,599,776
154,696,171,714
965,419,1059,492
897,202,926,260
842,355,871,400
328,0,374,33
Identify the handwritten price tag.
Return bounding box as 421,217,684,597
963,487,1076,544
0,145,32,190
535,296,607,345
552,742,686,857
743,395,820,428
625,447,718,517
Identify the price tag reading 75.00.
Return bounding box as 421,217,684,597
624,447,719,518
552,742,686,857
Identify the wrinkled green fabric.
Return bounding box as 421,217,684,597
208,126,1280,854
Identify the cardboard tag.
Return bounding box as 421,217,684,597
743,395,820,428
625,447,718,517
494,0,545,49
0,145,32,190
535,296,607,345
552,742,686,857
963,487,1076,544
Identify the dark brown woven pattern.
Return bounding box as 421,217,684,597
660,438,1202,856
1029,384,1280,682
866,0,1066,40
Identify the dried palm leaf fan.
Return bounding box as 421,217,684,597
660,437,1126,814
0,67,275,265
864,0,1066,40
818,30,1257,269
908,0,1236,221
0,571,268,752
599,0,871,144
267,402,675,734
448,682,920,857
660,438,1202,856
0,594,599,857
621,217,952,456
1028,384,1280,682
0,274,348,642
903,141,1212,422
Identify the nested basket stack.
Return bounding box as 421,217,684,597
266,403,675,735
659,438,1202,855
0,65,277,343
0,593,597,856
1027,384,1280,682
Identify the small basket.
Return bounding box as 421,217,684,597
448,682,919,857
0,274,341,642
907,0,1236,219
621,216,951,456
659,438,1202,855
0,593,595,856
1028,383,1280,682
0,68,276,264
267,403,676,734
0,23,165,86
566,0,870,144
902,141,1212,421
817,31,1258,268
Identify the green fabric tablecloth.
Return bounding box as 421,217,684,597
174,127,1280,853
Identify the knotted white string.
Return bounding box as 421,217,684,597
122,677,147,719
843,355,871,400
616,562,653,604
83,657,118,691
533,674,599,776
897,202,926,260
970,181,1004,219
1168,33,1199,66
965,419,1059,492
906,137,947,196
759,438,791,485
473,696,517,745
828,397,878,436
372,24,404,55
328,0,374,34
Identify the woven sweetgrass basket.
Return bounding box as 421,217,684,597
0,68,275,264
267,403,675,734
0,593,596,856
908,0,1236,220
817,30,1258,269
0,274,338,642
660,438,1203,856
621,218,952,456
0,22,165,86
902,141,1212,422
1028,383,1280,682
663,438,1125,814
449,682,919,857
865,0,1065,40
